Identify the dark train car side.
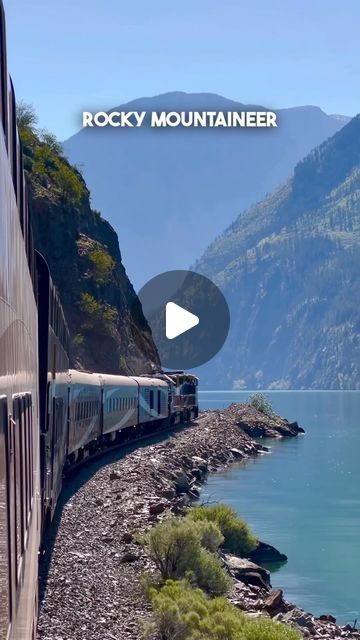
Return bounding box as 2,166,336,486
0,6,41,638
36,252,70,529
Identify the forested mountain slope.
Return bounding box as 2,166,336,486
195,115,360,389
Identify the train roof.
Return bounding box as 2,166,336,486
132,376,169,388
99,373,138,387
68,369,102,386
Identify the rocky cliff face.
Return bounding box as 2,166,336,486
195,115,360,390
20,108,160,374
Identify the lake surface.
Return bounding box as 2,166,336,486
199,391,360,625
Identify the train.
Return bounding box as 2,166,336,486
0,4,198,639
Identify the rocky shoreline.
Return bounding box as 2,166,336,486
38,405,358,640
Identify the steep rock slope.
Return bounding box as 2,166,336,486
19,105,160,374
195,115,360,390
63,91,348,287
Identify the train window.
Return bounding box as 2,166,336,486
149,390,154,411
157,390,161,415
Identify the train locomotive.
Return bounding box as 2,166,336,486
0,4,198,639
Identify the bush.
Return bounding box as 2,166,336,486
88,247,115,285
188,504,257,557
249,392,275,417
79,293,118,336
194,548,230,596
144,518,230,595
146,518,200,581
147,579,301,640
196,520,224,553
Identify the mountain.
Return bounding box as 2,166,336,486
18,105,160,374
194,115,360,390
63,92,349,288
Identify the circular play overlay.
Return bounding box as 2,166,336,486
133,270,230,370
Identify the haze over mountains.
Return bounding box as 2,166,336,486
63,92,348,288
195,115,360,390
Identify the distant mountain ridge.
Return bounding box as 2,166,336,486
63,91,349,287
194,115,360,390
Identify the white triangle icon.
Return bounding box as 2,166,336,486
166,302,200,340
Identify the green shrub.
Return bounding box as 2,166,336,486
88,247,115,285
146,518,200,581
194,548,230,596
188,504,257,557
144,518,230,595
17,101,86,205
196,520,224,553
147,579,301,640
248,392,275,417
79,293,118,336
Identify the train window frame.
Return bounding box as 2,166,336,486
0,396,12,633
10,393,33,588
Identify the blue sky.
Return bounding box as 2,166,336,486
5,0,360,140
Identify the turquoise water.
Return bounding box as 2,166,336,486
199,391,360,625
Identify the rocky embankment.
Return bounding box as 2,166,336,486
38,405,358,640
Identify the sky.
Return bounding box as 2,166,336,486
5,0,360,140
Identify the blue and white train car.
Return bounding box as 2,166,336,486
67,370,102,462
132,376,169,425
101,373,138,440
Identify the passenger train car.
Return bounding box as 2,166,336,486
0,3,198,639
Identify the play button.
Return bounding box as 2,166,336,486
166,302,199,339
132,270,230,370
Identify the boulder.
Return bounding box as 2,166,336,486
109,470,121,481
149,502,167,516
120,551,139,563
173,471,190,494
281,609,316,634
249,540,287,564
121,532,133,544
191,456,208,474
224,554,271,590
319,614,336,624
191,468,203,481
264,589,284,613
230,448,244,458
